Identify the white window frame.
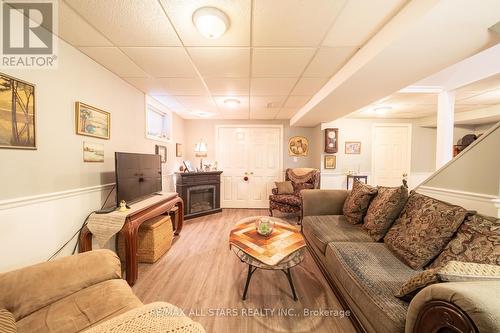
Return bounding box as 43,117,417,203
145,96,172,142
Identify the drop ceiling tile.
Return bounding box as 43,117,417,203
252,48,315,77
223,112,250,119
460,89,500,105
249,112,277,120
59,1,112,46
160,0,251,46
79,47,147,77
161,78,208,95
188,47,250,77
250,96,287,109
284,95,311,108
275,108,299,119
124,78,169,95
253,0,345,47
251,78,297,95
323,0,406,47
151,95,186,112
175,96,217,112
214,95,249,111
290,78,327,95
455,104,490,112
384,93,437,105
65,0,180,46
455,73,500,93
303,47,357,77
121,47,197,78
205,78,250,95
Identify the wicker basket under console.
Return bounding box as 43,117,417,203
118,215,173,263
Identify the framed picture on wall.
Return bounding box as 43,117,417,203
345,141,361,154
83,141,104,162
288,136,308,156
155,145,167,163
75,102,110,140
0,73,36,149
176,143,182,157
324,155,336,169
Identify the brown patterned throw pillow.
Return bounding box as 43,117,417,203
342,179,377,224
428,214,499,269
0,309,16,333
363,185,408,241
384,192,468,269
395,268,439,301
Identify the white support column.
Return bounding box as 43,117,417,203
435,91,455,169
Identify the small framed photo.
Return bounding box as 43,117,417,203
75,102,110,140
183,160,196,172
83,141,104,163
324,155,336,169
155,145,167,163
176,143,182,157
345,141,361,154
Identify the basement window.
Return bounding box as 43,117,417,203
145,97,172,142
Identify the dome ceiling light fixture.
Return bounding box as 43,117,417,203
224,98,240,108
192,7,230,39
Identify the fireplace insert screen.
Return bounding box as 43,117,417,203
188,185,216,214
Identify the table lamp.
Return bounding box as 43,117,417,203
194,139,208,171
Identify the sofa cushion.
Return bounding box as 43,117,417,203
384,192,468,269
325,242,417,333
275,181,294,194
0,309,16,333
342,179,378,224
269,194,301,206
363,185,408,241
302,215,373,254
429,214,500,269
16,279,142,333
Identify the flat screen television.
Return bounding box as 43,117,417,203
115,152,162,206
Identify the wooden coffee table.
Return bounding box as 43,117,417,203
229,216,306,301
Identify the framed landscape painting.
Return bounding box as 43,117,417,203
83,141,104,162
0,73,36,149
75,102,110,139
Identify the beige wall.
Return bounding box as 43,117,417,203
0,43,184,201
183,119,320,171
0,38,184,271
423,122,500,196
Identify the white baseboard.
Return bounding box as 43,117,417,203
417,186,500,218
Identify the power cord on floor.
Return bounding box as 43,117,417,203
47,185,116,261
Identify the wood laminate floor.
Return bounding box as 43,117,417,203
132,209,356,333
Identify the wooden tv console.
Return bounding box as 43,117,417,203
79,193,184,286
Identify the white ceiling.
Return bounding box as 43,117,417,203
58,0,408,120
350,73,500,121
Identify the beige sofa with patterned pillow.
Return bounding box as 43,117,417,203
0,249,204,333
302,182,500,333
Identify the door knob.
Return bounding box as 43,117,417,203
244,172,248,175
250,172,254,175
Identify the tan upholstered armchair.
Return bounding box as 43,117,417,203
269,168,320,221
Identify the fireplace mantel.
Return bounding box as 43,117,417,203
175,171,223,219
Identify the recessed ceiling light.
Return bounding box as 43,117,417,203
192,7,229,39
224,98,240,108
372,106,392,114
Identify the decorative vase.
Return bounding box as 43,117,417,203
256,217,274,236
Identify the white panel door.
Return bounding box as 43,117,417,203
217,126,282,208
372,125,411,187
